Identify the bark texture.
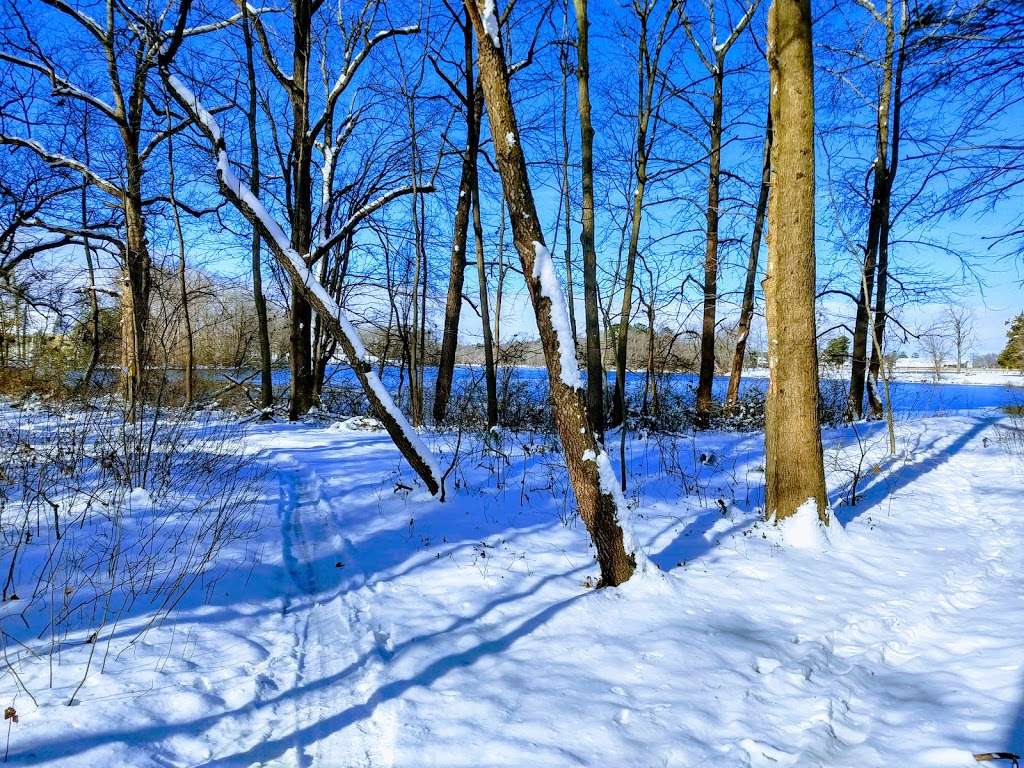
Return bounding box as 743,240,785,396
763,0,828,522
467,0,634,585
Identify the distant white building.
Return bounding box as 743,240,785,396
892,356,972,371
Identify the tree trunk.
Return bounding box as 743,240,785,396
573,0,604,437
467,0,635,585
167,130,194,406
696,67,726,424
433,142,473,424
868,2,905,418
243,4,273,412
560,30,578,348
81,116,101,395
763,0,828,523
473,168,498,427
847,0,895,422
434,18,482,424
287,0,316,420
725,110,773,408
122,172,151,417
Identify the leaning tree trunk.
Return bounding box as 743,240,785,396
573,0,605,437
467,0,635,585
165,74,442,496
763,0,827,523
725,110,772,408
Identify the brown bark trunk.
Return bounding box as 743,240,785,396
573,0,604,437
696,67,726,424
764,0,827,522
467,0,634,585
287,0,316,420
243,4,273,412
434,19,481,424
726,110,773,408
868,2,905,419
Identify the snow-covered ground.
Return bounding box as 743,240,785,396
3,397,1024,766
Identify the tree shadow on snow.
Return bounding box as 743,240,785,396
7,569,585,765
833,415,998,526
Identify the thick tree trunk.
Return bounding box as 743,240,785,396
725,110,773,408
288,290,315,419
122,179,151,416
467,0,635,585
696,67,726,424
763,0,827,522
573,0,604,437
287,0,317,420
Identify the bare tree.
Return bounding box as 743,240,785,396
573,0,605,436
682,0,761,425
0,0,233,414
947,303,974,373
608,0,678,430
163,21,442,495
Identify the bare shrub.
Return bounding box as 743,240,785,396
0,397,264,703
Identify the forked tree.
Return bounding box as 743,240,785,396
465,0,637,585
763,0,827,522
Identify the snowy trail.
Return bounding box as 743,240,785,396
209,453,400,768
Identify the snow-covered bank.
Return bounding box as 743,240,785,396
4,409,1024,766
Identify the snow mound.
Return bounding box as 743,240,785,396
329,416,384,432
765,498,845,551
127,487,153,509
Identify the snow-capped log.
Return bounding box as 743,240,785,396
164,74,442,497
465,0,636,586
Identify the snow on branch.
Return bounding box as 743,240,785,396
0,52,121,123
0,135,123,198
531,241,582,390
311,24,419,141
312,182,434,265
163,72,442,491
